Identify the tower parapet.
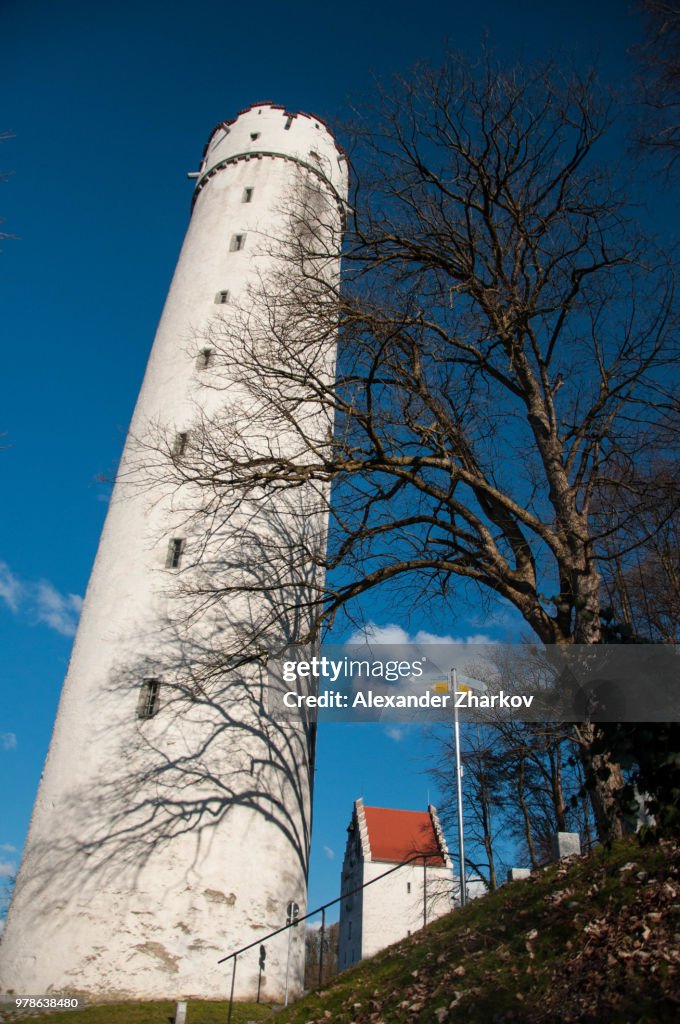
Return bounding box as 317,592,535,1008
195,102,348,203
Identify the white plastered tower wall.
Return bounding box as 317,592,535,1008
0,104,348,1002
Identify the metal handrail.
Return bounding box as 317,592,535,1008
218,850,437,965
219,850,442,1022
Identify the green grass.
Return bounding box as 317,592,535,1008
4,837,677,1024
0,1002,272,1024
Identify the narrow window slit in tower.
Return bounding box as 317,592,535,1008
215,289,230,304
138,679,161,719
284,116,293,130
173,432,188,458
230,233,245,251
197,347,214,369
407,881,411,894
250,132,260,141
166,537,185,569
242,187,254,204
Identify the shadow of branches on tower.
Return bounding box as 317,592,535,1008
19,496,327,909
10,171,345,923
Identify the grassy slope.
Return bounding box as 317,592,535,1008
2,837,677,1024
278,836,679,1024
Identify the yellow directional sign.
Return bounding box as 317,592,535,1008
432,681,449,693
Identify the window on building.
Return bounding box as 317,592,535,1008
173,432,188,458
230,233,245,252
407,881,411,894
309,150,321,162
138,679,161,719
284,116,293,130
250,132,260,141
197,347,213,369
215,289,230,304
166,538,185,569
242,187,254,204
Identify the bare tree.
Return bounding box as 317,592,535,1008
0,872,16,926
427,724,505,889
633,1,680,176
427,646,596,879
304,921,339,988
598,458,680,642
136,55,678,841
0,131,15,247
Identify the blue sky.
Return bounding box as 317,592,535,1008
1,0,644,922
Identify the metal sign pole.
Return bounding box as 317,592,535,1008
318,906,326,989
451,668,467,907
227,953,237,1024
284,900,299,1008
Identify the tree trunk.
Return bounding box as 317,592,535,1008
549,744,568,832
517,758,539,869
481,790,497,892
571,569,625,842
575,722,625,842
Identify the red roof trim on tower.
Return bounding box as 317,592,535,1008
363,806,445,866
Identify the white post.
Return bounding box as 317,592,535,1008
451,668,467,907
284,925,293,1008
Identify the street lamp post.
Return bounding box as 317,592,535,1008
450,667,467,907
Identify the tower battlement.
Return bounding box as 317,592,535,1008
194,102,348,206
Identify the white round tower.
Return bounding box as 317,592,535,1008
0,104,348,1002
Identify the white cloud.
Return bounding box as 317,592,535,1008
0,861,16,878
34,581,83,637
385,726,406,742
0,733,17,751
0,561,82,637
346,622,495,646
346,623,410,645
0,562,22,612
0,844,17,853
323,845,335,861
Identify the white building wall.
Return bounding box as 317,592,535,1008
0,104,347,1003
360,859,453,961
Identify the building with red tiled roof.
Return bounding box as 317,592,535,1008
338,799,455,969
362,805,447,866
